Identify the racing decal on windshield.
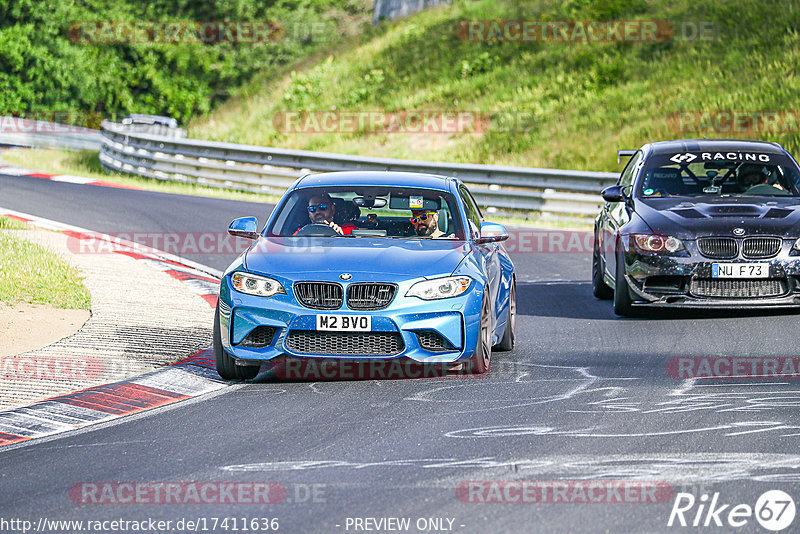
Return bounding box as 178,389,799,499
669,153,696,164
702,152,771,162
669,152,771,164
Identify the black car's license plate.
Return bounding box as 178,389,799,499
712,263,768,278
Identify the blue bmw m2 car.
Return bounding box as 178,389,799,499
213,171,516,380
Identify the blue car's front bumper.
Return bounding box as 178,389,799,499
218,274,484,365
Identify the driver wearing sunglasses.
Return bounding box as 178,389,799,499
410,209,443,238
304,193,356,235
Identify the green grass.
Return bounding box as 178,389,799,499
189,0,800,173
0,216,27,230
0,218,91,309
1,148,281,203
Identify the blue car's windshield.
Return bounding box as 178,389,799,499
636,152,800,198
267,186,465,239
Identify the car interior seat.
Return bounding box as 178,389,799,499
331,198,361,225
643,167,684,196
437,209,449,234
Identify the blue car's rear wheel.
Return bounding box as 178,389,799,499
495,277,515,352
214,304,260,380
467,292,492,374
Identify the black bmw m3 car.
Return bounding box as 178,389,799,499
593,139,800,316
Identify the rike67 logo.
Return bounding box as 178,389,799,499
668,490,796,531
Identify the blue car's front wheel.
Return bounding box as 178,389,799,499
495,276,515,352
214,304,260,380
467,292,492,374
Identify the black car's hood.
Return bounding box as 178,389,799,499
635,197,800,239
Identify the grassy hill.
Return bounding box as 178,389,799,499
189,0,800,172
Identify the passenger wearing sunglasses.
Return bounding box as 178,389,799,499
304,193,356,235
410,209,444,238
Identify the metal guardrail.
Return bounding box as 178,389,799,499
99,120,617,217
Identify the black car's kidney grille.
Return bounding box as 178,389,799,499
346,283,397,310
285,330,404,355
690,279,787,298
742,237,781,259
295,282,343,310
697,238,738,259
238,325,277,347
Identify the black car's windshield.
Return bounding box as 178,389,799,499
266,186,465,239
636,151,800,198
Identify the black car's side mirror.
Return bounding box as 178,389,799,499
601,185,630,203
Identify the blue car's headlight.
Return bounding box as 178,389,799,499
231,272,286,297
406,276,472,300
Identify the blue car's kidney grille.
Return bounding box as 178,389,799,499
346,283,397,310
742,237,781,259
295,282,343,310
697,237,738,259
286,331,404,355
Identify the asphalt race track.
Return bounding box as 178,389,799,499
3,173,800,533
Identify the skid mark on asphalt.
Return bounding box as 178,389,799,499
403,362,800,440
404,363,635,412
221,453,800,483
444,421,800,439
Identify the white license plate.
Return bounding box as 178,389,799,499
316,314,371,331
712,263,769,278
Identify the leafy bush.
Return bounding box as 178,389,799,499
0,0,371,125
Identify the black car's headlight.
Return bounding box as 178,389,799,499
792,238,800,252
231,272,286,297
632,234,686,255
406,276,472,300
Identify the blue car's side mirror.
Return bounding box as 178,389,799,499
475,221,509,244
228,216,259,239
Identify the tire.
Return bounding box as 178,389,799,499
613,249,635,317
592,249,613,300
214,304,260,380
467,292,492,374
495,277,515,352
